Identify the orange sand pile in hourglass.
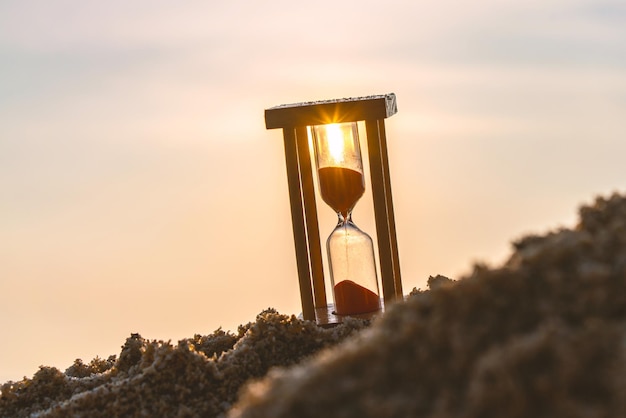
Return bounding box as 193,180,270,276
318,167,365,217
334,280,381,315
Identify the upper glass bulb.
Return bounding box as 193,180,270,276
311,122,365,219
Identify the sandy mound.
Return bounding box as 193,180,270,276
230,193,626,417
1,193,625,417
0,313,368,417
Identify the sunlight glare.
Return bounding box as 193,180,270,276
326,123,346,165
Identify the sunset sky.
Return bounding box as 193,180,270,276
1,0,625,383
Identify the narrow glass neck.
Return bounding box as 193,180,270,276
337,211,353,226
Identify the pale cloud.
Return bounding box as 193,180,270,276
2,0,619,56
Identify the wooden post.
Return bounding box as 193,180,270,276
377,119,403,298
365,119,402,301
282,128,315,320
294,126,326,309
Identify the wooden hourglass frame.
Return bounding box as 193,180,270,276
265,94,403,326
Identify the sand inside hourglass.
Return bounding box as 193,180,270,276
317,167,365,218
333,280,381,315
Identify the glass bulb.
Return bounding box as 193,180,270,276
311,122,381,316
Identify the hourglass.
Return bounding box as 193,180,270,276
311,122,381,315
264,93,402,325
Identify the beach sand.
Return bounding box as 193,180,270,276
2,193,625,417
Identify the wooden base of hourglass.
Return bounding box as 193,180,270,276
300,300,387,327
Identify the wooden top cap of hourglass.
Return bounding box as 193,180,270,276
265,93,397,130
